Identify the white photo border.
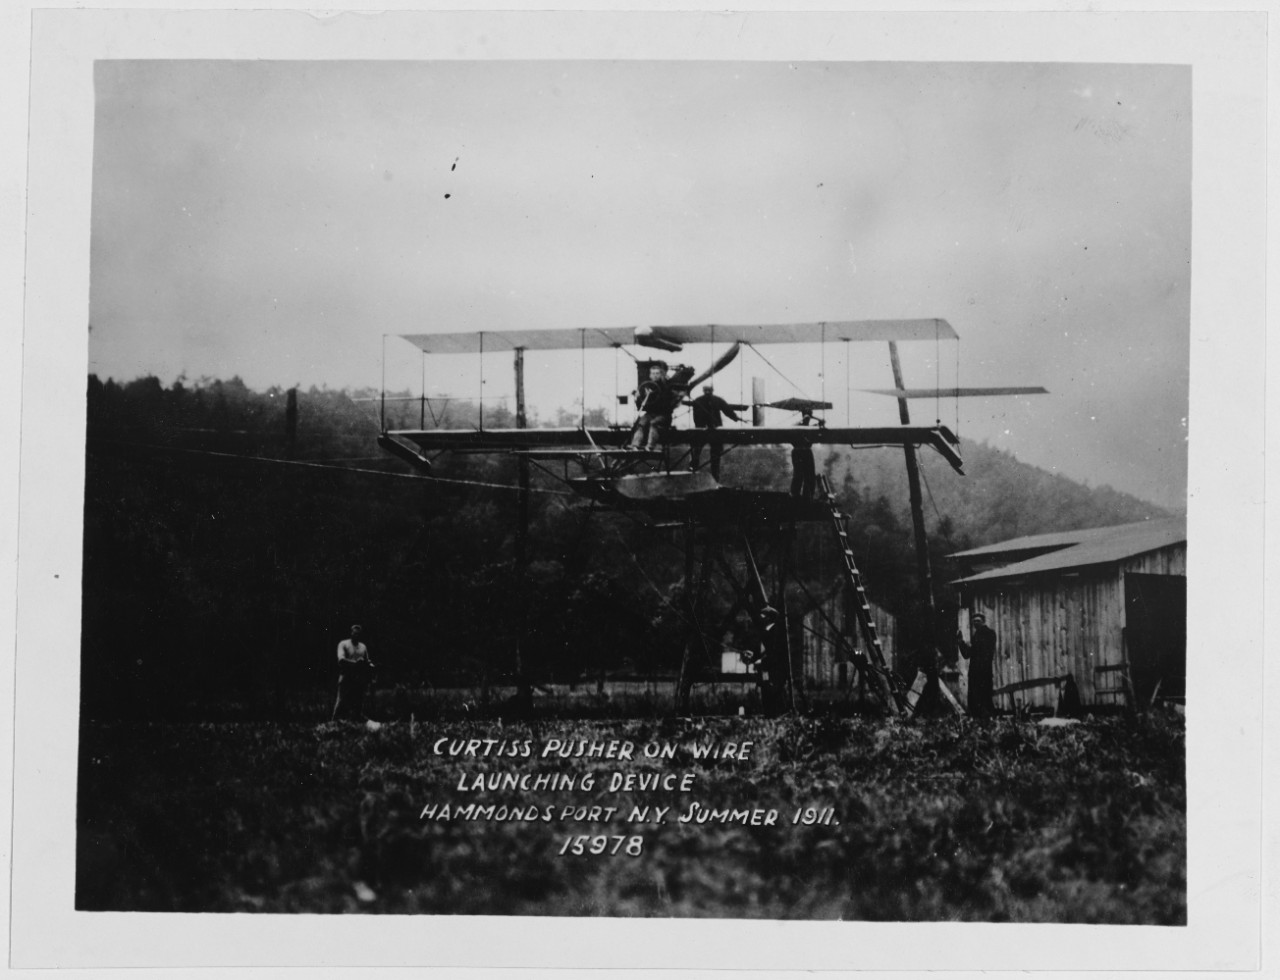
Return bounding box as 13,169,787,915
8,6,1267,972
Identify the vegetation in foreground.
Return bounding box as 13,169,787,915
77,712,1185,922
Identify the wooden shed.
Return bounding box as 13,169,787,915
949,517,1186,710
800,590,899,691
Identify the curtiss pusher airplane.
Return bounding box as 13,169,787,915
376,320,1045,716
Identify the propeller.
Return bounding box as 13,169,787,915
686,341,744,390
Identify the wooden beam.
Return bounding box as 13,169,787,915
992,674,1071,697
888,340,938,642
513,346,531,707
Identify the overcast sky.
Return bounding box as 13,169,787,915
89,60,1189,509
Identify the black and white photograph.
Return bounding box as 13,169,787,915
6,7,1267,973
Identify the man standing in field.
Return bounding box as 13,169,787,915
332,624,374,721
957,613,996,718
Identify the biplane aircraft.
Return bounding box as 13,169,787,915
375,319,1045,716
378,320,974,477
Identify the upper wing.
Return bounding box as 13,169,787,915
398,319,957,354
638,319,957,346
399,327,636,354
861,386,1048,398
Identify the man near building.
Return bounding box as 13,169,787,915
956,613,997,718
686,385,745,479
332,624,375,721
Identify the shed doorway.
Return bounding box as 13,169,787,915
1124,573,1186,705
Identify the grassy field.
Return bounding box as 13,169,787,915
76,712,1185,921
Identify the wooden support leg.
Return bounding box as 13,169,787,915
676,520,697,714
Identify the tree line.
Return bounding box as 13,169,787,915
81,374,1170,719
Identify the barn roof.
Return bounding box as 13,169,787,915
950,516,1185,585
949,521,1151,559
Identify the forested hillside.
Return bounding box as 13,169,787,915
81,375,1172,719
823,436,1171,553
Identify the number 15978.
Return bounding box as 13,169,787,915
557,834,644,857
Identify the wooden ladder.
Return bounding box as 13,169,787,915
817,475,908,715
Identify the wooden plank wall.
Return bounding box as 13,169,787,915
800,591,897,689
966,543,1185,709
974,572,1122,708
1120,548,1186,577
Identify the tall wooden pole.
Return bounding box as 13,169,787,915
513,347,531,707
515,346,527,430
676,519,697,715
285,387,298,456
781,523,799,713
888,341,936,626
751,377,766,427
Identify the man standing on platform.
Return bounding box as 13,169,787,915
789,438,816,499
630,361,672,450
686,385,744,479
